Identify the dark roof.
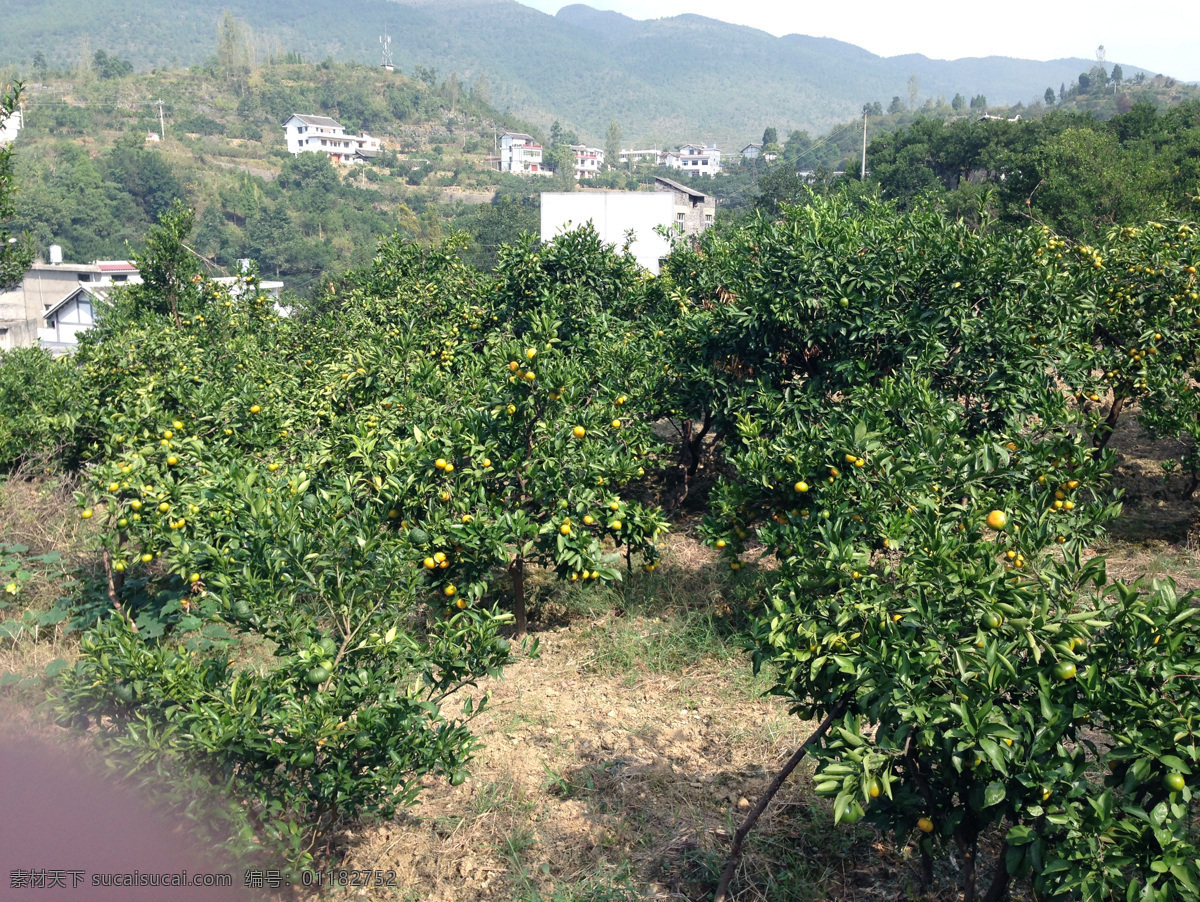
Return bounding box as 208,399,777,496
287,114,343,129
654,176,710,202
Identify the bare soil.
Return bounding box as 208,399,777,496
340,600,892,901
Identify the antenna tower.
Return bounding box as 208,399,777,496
380,31,394,72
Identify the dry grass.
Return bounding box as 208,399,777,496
1096,414,1200,592
0,472,92,687
331,531,899,902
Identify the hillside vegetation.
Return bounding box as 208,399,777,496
6,60,552,288
0,0,1164,144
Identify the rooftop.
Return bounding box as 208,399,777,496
287,114,344,129
655,176,711,201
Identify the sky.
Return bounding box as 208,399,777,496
515,0,1200,83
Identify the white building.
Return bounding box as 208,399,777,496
540,192,676,275
499,133,546,175
618,148,660,165
663,143,721,176
1,255,285,354
569,144,604,179
0,109,22,146
740,143,762,160
38,286,101,350
1,256,140,353
282,114,381,164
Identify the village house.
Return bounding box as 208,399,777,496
282,114,381,164
0,252,140,353
498,133,546,175
1,108,23,146
617,148,660,165
740,143,777,162
1,254,285,354
540,181,715,276
569,144,604,179
654,176,715,235
662,143,722,176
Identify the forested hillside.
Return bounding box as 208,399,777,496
861,99,1200,237
0,0,1158,144
5,60,553,289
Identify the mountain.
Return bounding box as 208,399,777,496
0,0,1158,145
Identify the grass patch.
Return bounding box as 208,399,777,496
0,474,90,696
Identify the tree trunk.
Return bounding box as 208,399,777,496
982,840,1011,902
666,412,712,512
1092,395,1126,452
920,846,934,887
712,696,850,902
509,556,526,637
956,832,979,902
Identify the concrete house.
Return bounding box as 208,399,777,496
283,114,381,164
38,286,102,351
569,144,605,179
617,148,660,165
541,191,674,274
498,133,546,174
654,177,715,235
0,109,22,146
0,255,140,353
663,143,721,176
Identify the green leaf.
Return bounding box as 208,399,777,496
1006,824,1036,846
984,781,1006,807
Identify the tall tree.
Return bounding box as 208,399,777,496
216,11,254,81
762,126,778,146
907,74,920,110
1110,64,1124,84
1045,86,1056,105
605,119,621,170
888,96,904,115
952,93,966,111
1,83,34,290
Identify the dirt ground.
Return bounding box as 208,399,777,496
337,556,896,902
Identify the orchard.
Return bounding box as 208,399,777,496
2,191,1199,900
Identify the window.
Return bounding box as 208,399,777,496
676,212,686,222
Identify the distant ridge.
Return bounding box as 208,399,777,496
0,0,1156,144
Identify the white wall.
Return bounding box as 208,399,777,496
540,192,674,274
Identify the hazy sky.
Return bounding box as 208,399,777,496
515,0,1199,83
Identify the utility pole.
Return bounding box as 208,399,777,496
157,99,166,139
860,108,867,180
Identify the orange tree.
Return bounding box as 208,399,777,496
49,213,671,866
660,192,1080,446
46,217,518,868
335,227,671,634
671,196,1200,899
703,378,1200,901
1047,222,1200,483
